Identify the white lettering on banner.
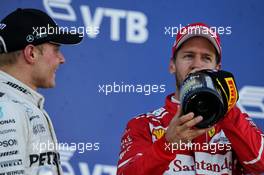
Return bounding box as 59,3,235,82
237,86,264,119
43,0,149,43
60,149,117,175
80,6,104,38
80,6,148,43
126,10,148,43
43,0,76,21
103,8,126,41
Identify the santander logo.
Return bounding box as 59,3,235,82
165,152,232,175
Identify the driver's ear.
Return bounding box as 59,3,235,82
23,44,39,64
216,63,221,70
169,58,176,74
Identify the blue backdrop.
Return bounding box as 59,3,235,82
1,0,264,174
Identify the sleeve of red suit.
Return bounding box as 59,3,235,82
117,116,178,175
219,106,264,173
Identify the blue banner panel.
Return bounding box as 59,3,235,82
0,0,264,174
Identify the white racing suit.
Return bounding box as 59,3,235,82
0,71,63,175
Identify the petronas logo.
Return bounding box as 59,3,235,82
152,128,165,140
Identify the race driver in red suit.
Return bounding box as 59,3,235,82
117,23,264,175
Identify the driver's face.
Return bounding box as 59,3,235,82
170,37,221,89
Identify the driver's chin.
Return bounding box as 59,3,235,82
41,79,56,89
176,78,183,90
48,79,56,88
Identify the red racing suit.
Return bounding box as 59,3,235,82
117,94,264,175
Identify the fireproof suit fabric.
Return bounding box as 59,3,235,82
117,94,264,175
0,71,62,175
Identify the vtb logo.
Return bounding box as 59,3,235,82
237,86,264,119
42,0,148,43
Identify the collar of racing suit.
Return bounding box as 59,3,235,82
165,93,181,116
0,70,45,109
